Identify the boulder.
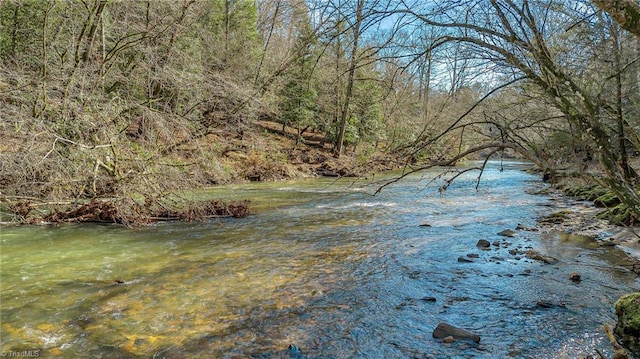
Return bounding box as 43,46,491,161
614,293,640,356
432,322,480,343
476,239,491,248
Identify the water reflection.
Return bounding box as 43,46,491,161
1,162,638,358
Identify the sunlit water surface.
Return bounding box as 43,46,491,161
1,161,638,358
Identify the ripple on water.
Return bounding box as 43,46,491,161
1,162,639,358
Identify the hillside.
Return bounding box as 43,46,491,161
0,118,403,225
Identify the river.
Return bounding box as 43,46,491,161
1,161,638,358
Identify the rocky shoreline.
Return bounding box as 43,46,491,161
533,184,640,358
535,187,640,263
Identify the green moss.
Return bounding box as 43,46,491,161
615,293,640,332
593,191,621,207
597,203,639,226
564,184,640,225
563,184,607,201
614,292,640,354
548,210,571,218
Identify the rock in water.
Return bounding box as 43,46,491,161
569,272,581,282
287,344,302,359
525,250,558,264
535,300,566,309
614,293,640,356
432,322,481,343
498,229,517,237
476,239,491,248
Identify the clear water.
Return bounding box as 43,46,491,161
1,161,638,358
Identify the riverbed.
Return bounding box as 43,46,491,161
1,161,638,358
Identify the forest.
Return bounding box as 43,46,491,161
2,0,640,225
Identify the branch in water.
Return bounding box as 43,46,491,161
375,141,536,195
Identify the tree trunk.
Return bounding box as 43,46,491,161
613,24,632,181
593,0,640,38
81,0,107,63
335,0,363,156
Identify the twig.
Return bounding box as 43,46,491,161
41,134,113,163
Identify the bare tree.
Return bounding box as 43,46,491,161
396,0,640,218
593,0,640,38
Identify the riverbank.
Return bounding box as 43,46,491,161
534,182,640,265
528,172,640,358
0,120,404,225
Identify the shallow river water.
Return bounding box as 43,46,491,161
1,161,638,358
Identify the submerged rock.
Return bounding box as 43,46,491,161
525,250,558,264
498,229,517,237
614,293,640,356
288,344,302,358
535,300,566,309
432,322,481,343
